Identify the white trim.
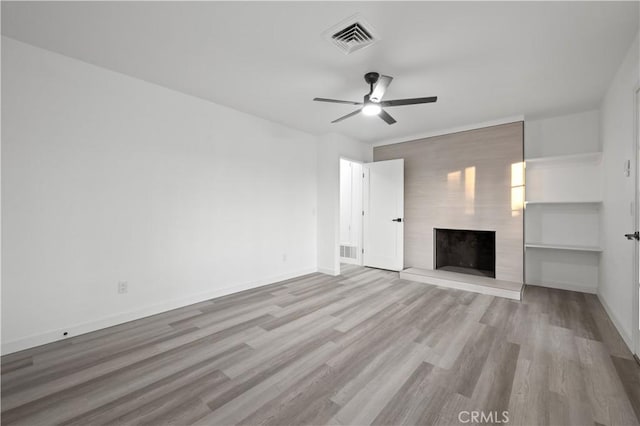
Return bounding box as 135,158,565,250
339,155,364,166
372,115,525,147
1,267,318,355
598,291,634,352
318,267,339,276
633,86,640,356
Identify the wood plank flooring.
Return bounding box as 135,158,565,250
2,264,639,425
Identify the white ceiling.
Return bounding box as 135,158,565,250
2,1,638,144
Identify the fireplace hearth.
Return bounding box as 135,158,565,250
434,228,496,278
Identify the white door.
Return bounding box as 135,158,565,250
635,89,640,358
363,159,404,271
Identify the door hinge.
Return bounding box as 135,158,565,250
363,173,365,178
362,248,364,254
362,210,364,216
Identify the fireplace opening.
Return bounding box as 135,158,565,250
434,228,496,278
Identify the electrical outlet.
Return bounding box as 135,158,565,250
118,281,128,294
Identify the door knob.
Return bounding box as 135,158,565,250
624,231,639,240
392,218,403,222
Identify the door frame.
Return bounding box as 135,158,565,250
338,156,365,268
633,87,640,357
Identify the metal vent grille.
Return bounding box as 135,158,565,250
340,245,358,259
323,15,379,55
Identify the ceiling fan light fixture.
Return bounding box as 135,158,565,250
313,71,437,125
362,103,382,116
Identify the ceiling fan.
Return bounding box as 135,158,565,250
313,72,437,125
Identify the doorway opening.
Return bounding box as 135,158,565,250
339,158,364,271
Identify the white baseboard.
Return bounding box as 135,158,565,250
1,267,318,356
526,280,597,294
317,267,338,276
597,291,634,352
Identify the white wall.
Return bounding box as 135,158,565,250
599,32,640,350
598,32,640,352
1,37,319,354
317,133,372,275
525,109,601,158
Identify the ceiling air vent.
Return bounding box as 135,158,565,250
323,14,380,55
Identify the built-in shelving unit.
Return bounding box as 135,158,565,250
525,150,602,293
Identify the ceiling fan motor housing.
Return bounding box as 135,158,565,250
364,72,380,87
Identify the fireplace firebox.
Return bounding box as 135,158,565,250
434,228,496,278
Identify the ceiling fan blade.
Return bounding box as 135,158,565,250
380,96,437,107
378,109,397,125
369,75,393,102
331,109,361,123
314,97,362,106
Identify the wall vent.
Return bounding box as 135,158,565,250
340,245,358,259
323,14,380,55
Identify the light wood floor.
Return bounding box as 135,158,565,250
2,265,639,425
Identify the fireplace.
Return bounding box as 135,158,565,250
434,228,496,278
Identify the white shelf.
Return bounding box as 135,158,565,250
525,151,602,203
525,152,602,166
525,243,602,252
525,200,601,205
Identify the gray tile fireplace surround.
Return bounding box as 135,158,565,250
375,122,524,299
